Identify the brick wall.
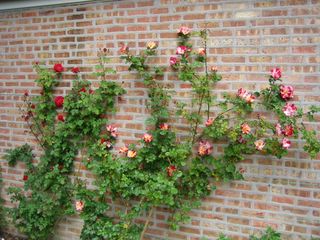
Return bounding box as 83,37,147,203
0,0,319,239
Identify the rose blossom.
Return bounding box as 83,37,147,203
177,26,191,35
159,123,169,130
71,67,80,74
120,45,129,54
241,123,251,134
275,123,282,136
198,48,206,56
237,88,248,98
205,118,214,127
254,139,265,151
119,145,129,154
270,67,281,80
100,138,112,148
57,114,64,122
166,165,177,177
79,87,86,93
143,133,153,143
53,63,64,73
282,138,291,149
283,124,294,137
238,135,246,144
198,140,213,156
280,85,294,100
106,125,118,138
54,96,64,108
127,150,137,158
211,66,218,72
245,94,255,103
283,103,297,117
176,46,188,55
23,175,28,181
170,57,178,66
75,200,84,211
146,41,157,50
237,88,255,103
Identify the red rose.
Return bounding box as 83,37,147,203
71,67,80,74
79,87,86,93
166,165,177,177
23,175,28,181
57,114,65,122
283,125,294,136
54,96,64,108
53,63,64,73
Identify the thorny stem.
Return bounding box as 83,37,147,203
203,28,210,120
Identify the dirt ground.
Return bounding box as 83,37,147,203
0,232,25,240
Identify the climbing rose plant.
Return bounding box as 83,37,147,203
3,27,320,240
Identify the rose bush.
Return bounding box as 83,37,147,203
3,27,320,240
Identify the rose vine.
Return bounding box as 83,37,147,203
2,27,320,240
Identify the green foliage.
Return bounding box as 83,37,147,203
4,144,33,168
0,167,6,230
6,50,124,239
215,227,281,240
250,227,281,240
217,235,232,240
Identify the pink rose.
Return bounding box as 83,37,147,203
283,103,297,117
280,85,294,100
75,200,84,211
282,138,291,149
205,118,214,127
54,96,64,108
270,68,281,80
211,66,218,72
119,145,129,154
198,48,206,56
143,133,153,143
237,88,255,103
198,140,213,156
237,88,248,98
53,63,64,73
170,57,178,66
241,123,251,134
159,123,169,130
254,139,265,151
106,125,118,138
275,123,282,136
176,46,188,55
100,138,112,148
245,94,255,103
120,45,129,54
177,26,191,35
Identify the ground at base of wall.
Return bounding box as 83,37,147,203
0,232,25,240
